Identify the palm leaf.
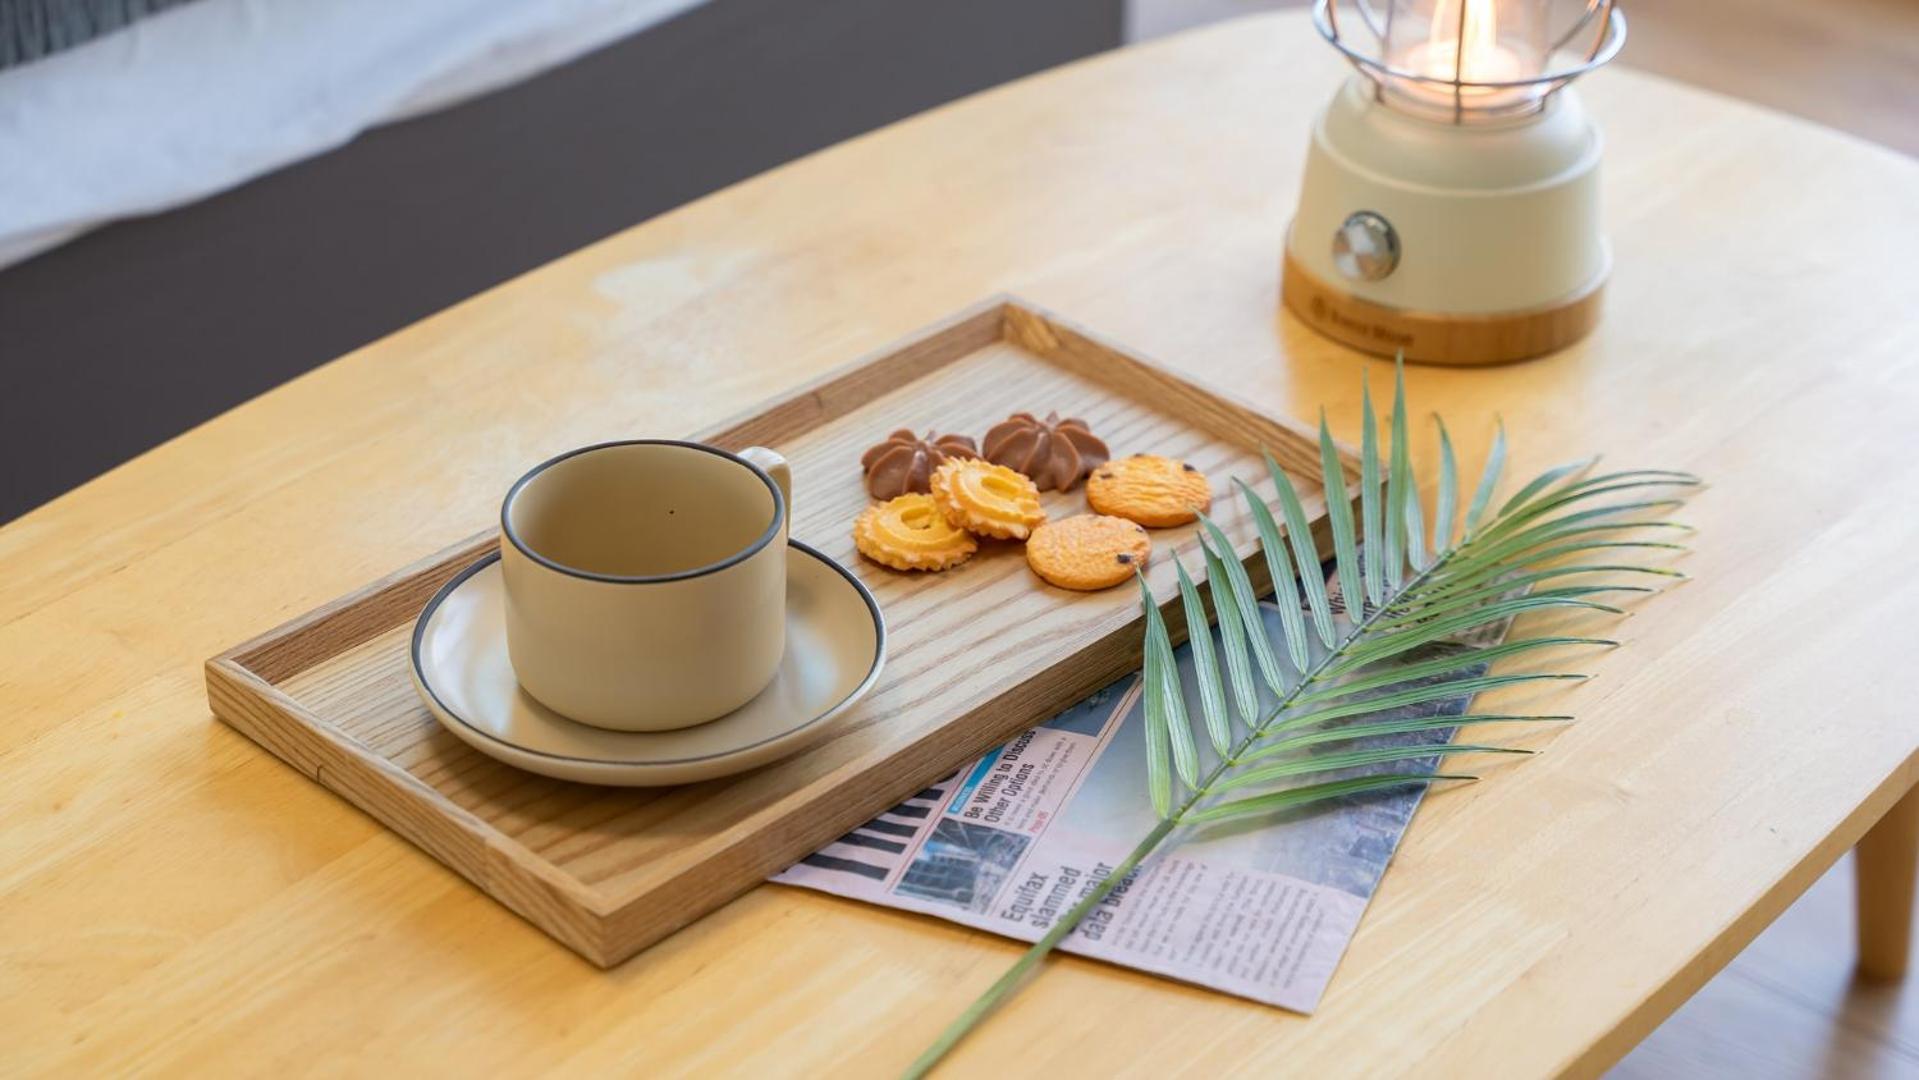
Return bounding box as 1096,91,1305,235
1377,583,1650,629
1235,479,1310,673
1200,539,1261,725
1216,743,1528,793
1511,539,1691,565
1370,584,1643,633
1321,411,1365,620
1497,455,1598,518
1188,774,1475,825
1384,364,1410,588
1448,564,1689,595
1174,558,1233,756
1476,482,1696,545
1263,672,1588,735
1360,378,1385,606
1198,517,1287,694
1440,517,1690,581
1324,594,1627,676
1463,417,1506,537
1139,576,1198,793
1442,500,1690,563
1523,469,1701,511
1395,362,1430,572
1262,452,1336,648
1293,637,1614,705
1137,576,1174,820
910,368,1700,1075
1406,555,1687,609
1434,416,1459,554
1251,714,1572,757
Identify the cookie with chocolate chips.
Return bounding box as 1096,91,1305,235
1025,514,1152,591
1085,454,1212,528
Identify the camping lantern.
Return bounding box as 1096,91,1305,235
1282,0,1626,364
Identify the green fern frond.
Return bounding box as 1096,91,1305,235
905,359,1695,1079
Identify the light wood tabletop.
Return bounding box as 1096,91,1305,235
5,12,1918,1077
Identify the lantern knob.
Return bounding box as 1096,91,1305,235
1333,211,1401,281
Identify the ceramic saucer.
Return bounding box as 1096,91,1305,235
409,542,884,786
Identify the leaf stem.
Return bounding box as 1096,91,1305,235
907,546,1468,1076
899,816,1178,1080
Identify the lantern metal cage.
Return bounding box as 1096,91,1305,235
1315,0,1626,123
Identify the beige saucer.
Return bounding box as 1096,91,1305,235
410,542,884,786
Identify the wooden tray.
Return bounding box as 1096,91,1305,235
205,297,1353,967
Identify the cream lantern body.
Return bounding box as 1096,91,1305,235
1283,0,1624,364
1284,76,1607,362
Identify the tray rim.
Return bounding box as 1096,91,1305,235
689,293,1348,486
205,293,1363,965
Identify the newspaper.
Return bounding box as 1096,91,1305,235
774,591,1501,1013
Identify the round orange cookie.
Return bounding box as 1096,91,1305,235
1025,514,1152,591
931,458,1046,540
855,494,978,571
1085,454,1212,528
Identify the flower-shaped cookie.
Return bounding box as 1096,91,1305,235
982,411,1110,492
860,429,980,498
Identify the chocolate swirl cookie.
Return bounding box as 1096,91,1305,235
860,429,979,498
982,411,1109,492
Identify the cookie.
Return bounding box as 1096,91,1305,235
982,411,1109,492
860,428,979,498
854,493,978,571
1025,514,1152,591
1085,454,1212,527
930,458,1046,540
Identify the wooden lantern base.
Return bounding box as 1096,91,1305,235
1281,250,1606,366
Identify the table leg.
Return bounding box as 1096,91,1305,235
1856,782,1919,981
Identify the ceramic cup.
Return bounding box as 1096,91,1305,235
499,440,791,732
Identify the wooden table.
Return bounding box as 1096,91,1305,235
6,12,1918,1076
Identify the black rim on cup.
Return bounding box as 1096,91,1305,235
499,439,786,585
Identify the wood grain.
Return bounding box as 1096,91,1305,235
6,12,1919,1077
203,298,1346,967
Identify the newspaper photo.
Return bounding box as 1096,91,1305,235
774,592,1502,1013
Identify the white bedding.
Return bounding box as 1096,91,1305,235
0,0,704,270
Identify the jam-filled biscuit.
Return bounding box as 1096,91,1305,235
854,493,978,571
1085,454,1212,528
1025,514,1152,591
930,458,1046,540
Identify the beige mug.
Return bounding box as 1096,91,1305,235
499,439,791,732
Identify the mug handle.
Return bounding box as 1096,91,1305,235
739,446,792,519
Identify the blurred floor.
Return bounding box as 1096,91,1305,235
1613,853,1919,1078
1129,0,1919,157
1130,1,1919,1075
